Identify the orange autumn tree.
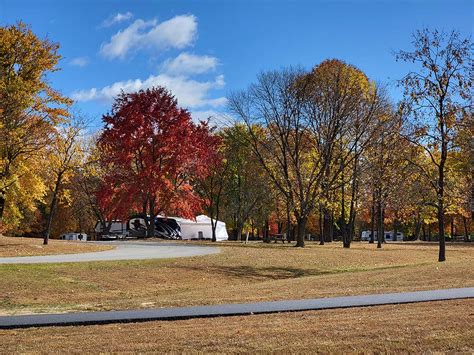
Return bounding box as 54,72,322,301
97,87,219,238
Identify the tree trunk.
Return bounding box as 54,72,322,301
422,223,426,241
376,199,382,249
295,217,307,247
0,190,6,222
44,173,63,245
370,198,375,244
319,207,324,245
381,207,386,243
393,219,398,243
263,219,270,243
147,199,156,238
323,208,331,243
437,115,447,261
450,216,454,242
438,204,446,261
237,225,243,242
210,217,217,242
414,214,421,240
463,216,470,242
428,223,432,241
329,212,334,242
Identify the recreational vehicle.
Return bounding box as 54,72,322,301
60,232,88,241
360,230,404,241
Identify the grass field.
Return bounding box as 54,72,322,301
0,236,113,257
1,299,472,352
0,240,472,315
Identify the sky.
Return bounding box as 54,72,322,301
1,0,473,130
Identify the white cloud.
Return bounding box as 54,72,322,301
70,57,89,67
161,53,218,75
100,15,197,59
190,110,234,127
101,12,134,27
71,74,226,109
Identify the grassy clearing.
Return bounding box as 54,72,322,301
0,236,113,257
0,241,472,315
1,299,472,353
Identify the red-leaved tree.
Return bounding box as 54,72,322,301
97,87,219,237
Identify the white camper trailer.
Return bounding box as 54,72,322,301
60,232,88,241
361,230,404,241
94,220,129,239
174,215,229,241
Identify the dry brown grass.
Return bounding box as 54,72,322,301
0,241,472,315
0,236,113,257
1,299,472,353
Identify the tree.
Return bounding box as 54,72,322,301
98,87,218,238
221,124,271,241
43,118,83,244
229,68,318,247
0,22,71,224
229,62,387,247
196,130,226,242
301,60,389,248
397,29,472,261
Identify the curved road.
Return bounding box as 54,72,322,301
0,241,220,264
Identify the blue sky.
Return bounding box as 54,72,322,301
1,0,472,129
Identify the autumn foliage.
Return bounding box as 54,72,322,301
97,87,220,236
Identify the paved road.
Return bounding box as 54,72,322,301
0,288,472,329
0,241,220,264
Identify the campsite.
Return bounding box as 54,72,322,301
0,0,473,353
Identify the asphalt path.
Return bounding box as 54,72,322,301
0,288,472,329
0,241,220,264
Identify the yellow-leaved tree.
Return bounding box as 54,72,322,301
0,22,71,232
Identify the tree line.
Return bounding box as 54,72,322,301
0,23,472,261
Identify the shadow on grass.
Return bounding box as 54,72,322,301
174,263,429,282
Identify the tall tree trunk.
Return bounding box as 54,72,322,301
393,218,398,242
346,154,359,248
381,207,386,243
377,199,382,249
438,203,446,261
147,198,156,238
210,217,217,242
329,211,334,242
414,213,421,240
450,216,454,242
463,216,470,242
263,219,270,243
237,224,243,242
437,117,447,261
44,173,63,245
295,216,307,247
341,158,350,248
286,200,292,242
370,197,375,244
422,223,426,241
319,206,324,245
0,190,6,222
323,208,331,242
428,223,432,241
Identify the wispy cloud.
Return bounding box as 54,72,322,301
101,12,134,28
161,53,218,75
69,56,89,67
72,74,226,109
100,15,197,60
